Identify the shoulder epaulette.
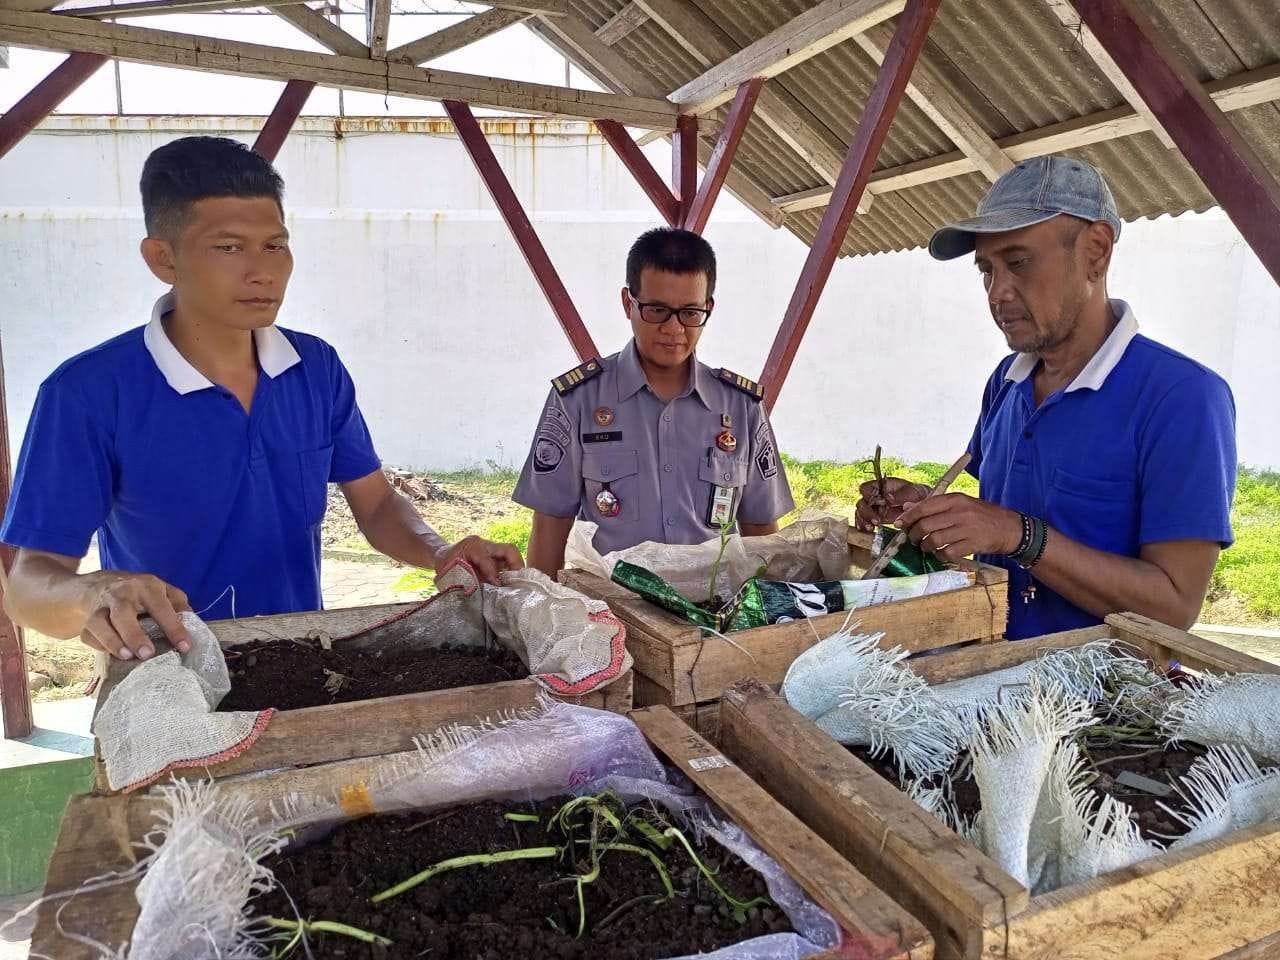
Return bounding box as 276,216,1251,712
552,357,603,395
716,368,765,402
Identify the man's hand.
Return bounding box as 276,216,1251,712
435,535,524,585
895,493,1023,563
77,571,192,660
854,477,929,533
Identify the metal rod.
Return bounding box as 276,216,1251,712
442,98,599,361
1069,0,1280,288
759,0,940,410
0,51,108,161
253,78,315,161
595,118,680,226
682,77,763,234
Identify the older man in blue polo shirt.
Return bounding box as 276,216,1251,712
1,136,520,662
856,156,1236,641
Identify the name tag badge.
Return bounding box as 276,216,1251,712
582,431,623,444
707,485,737,527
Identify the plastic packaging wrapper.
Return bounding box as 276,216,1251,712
94,563,630,792
567,515,851,603
104,703,840,960
611,562,970,635
870,525,947,576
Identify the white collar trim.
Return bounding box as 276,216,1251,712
1004,299,1139,393
143,292,301,395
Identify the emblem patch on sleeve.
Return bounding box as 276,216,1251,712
754,421,779,480
533,404,572,473
534,437,565,474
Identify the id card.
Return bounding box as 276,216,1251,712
707,485,737,527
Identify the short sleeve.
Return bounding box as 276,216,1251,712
968,358,1012,479
512,388,583,517
327,346,382,483
1137,373,1236,546
737,406,794,524
0,379,113,558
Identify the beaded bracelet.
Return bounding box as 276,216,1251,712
1008,515,1048,569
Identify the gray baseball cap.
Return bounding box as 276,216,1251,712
928,155,1122,260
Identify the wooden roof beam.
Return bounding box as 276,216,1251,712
273,3,369,59
387,7,527,65
365,0,388,59
773,62,1280,213
852,23,1012,182
667,0,905,115
1042,0,1176,149
0,9,680,127
595,2,646,46
66,0,305,17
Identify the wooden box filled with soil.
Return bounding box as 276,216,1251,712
35,706,935,960
716,612,1280,960
94,599,632,787
562,527,1006,741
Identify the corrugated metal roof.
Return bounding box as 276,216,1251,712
563,0,1280,257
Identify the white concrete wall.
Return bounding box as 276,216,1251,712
2,119,1278,473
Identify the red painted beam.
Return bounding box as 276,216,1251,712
0,334,30,740
253,79,316,163
1070,0,1280,288
0,52,107,161
760,0,940,410
443,99,599,362
596,119,681,227
683,78,764,235
671,113,698,228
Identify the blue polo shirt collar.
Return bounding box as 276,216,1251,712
616,339,713,409
142,292,302,395
1003,299,1139,393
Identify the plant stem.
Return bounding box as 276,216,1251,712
264,917,392,949
662,829,769,912
599,843,674,898
371,846,559,904
504,812,540,823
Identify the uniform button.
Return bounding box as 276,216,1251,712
664,464,673,473
663,413,672,422
666,518,675,526
722,472,731,481
602,466,611,476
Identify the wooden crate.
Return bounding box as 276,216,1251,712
35,706,934,960
561,528,1007,737
717,612,1280,960
93,601,632,787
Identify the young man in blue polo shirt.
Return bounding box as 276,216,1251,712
855,156,1236,641
1,136,521,662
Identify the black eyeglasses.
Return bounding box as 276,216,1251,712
627,291,712,328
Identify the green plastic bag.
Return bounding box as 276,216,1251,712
873,525,947,577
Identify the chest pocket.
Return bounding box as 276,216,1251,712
298,445,334,527
699,451,749,489
1044,466,1138,554
582,449,640,524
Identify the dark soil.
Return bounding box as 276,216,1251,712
253,797,792,959
217,639,529,712
849,738,1210,840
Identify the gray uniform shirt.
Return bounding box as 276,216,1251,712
513,340,795,554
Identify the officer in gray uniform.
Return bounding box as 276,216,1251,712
515,228,794,576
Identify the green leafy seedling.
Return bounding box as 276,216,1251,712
372,846,559,903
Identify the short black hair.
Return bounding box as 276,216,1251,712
626,227,717,298
140,136,284,240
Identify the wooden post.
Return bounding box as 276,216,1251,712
671,113,698,227
443,99,599,361
253,79,315,162
682,77,764,234
759,0,940,410
0,52,107,160
595,118,680,226
1069,0,1280,288
0,334,30,740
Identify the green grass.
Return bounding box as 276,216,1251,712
393,458,1280,624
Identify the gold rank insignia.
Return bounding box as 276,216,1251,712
552,358,603,395
716,368,765,401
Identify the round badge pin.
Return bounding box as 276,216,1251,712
595,487,621,517
716,430,738,453
594,407,614,427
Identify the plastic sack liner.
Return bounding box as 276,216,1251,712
111,702,839,960
567,515,851,604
